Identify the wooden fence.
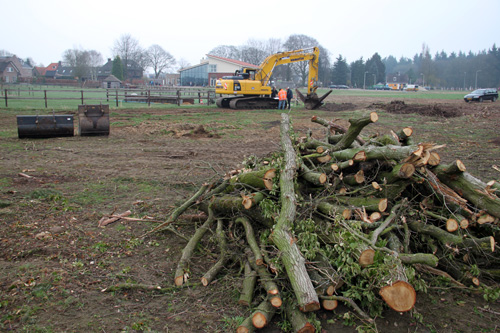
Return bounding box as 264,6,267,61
1,86,217,108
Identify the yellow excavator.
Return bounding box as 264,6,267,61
215,47,332,110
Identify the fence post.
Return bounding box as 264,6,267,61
81,90,84,105
44,90,48,108
4,89,7,107
115,90,118,107
106,89,109,102
148,89,151,107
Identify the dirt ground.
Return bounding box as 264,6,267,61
1,94,500,332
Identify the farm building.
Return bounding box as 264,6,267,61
102,74,122,89
179,55,256,87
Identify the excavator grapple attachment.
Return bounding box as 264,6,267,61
78,104,110,136
296,89,332,110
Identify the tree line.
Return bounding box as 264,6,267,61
3,34,499,89
211,38,500,90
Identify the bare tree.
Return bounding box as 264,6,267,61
63,48,103,81
177,58,191,70
283,34,321,86
112,34,145,79
146,44,176,79
88,50,103,81
208,45,241,60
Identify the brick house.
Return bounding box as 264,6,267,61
98,58,143,81
0,60,20,83
0,55,33,79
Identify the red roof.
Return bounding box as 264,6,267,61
207,55,257,68
34,66,47,75
46,63,59,70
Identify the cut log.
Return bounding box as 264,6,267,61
336,196,388,213
331,112,378,151
343,170,365,186
379,280,416,312
246,251,282,308
321,299,338,311
330,159,354,172
311,115,366,145
237,217,263,266
300,164,328,186
359,248,375,267
432,166,500,219
201,219,231,286
284,301,316,333
427,152,441,166
271,113,320,312
241,192,265,210
238,260,257,307
232,167,276,191
237,317,255,333
316,155,332,163
445,218,459,233
408,219,495,253
175,209,216,286
328,144,419,164
477,213,495,225
379,163,415,184
251,299,276,329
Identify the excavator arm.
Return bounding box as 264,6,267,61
255,47,320,95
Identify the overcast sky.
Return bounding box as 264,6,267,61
2,0,498,71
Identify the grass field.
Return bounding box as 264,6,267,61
1,85,467,111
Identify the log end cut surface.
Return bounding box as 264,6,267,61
379,280,416,312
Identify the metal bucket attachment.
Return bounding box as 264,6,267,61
17,114,74,139
296,89,333,110
78,104,110,136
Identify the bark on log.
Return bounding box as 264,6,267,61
233,167,276,191
201,219,230,286
407,219,495,253
202,195,274,228
174,208,216,286
237,317,255,333
432,165,500,219
311,115,366,145
251,298,276,329
247,251,282,308
331,112,378,151
237,217,263,266
284,301,316,333
336,196,388,213
239,260,257,307
379,163,415,184
300,164,328,186
271,113,320,312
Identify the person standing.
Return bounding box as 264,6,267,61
271,86,277,98
278,88,287,109
286,87,293,110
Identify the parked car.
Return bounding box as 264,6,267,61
464,88,498,102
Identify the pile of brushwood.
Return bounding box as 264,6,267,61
141,112,500,332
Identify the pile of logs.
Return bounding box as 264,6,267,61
146,112,500,332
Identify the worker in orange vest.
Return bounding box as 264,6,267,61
278,88,287,109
